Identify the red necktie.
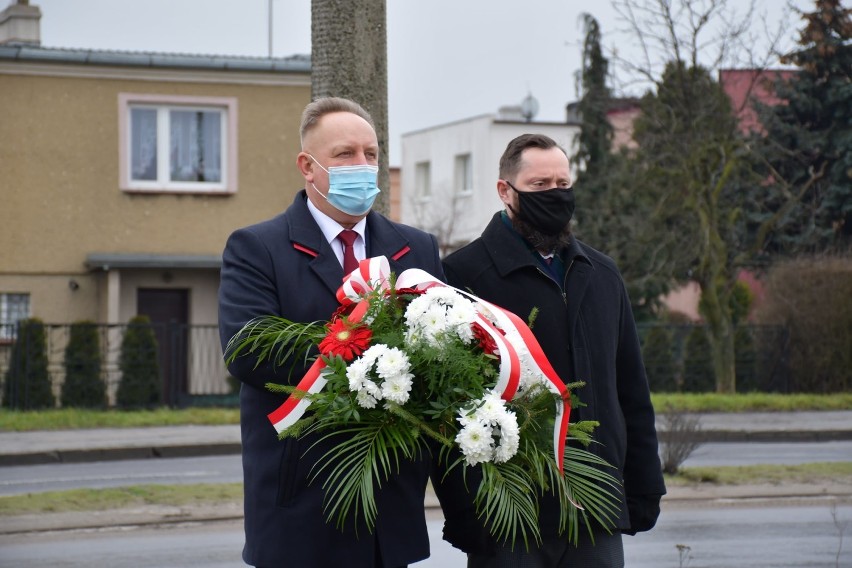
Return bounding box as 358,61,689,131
338,229,359,274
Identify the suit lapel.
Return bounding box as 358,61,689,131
287,193,347,297
365,212,410,274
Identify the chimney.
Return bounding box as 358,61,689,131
0,1,42,46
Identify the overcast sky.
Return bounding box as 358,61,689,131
15,0,808,165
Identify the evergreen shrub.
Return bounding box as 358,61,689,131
61,321,106,408
3,318,55,409
117,315,161,408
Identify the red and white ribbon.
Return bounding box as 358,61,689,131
267,256,571,472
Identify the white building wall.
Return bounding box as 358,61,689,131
401,115,580,255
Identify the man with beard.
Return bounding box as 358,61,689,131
435,134,666,567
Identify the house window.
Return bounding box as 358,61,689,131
119,94,238,193
415,161,431,201
0,293,30,341
454,153,473,195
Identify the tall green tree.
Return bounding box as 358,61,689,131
606,0,807,392
631,60,751,393
311,0,390,215
571,15,673,319
748,0,852,254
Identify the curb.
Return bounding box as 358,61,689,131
3,430,851,467
2,486,851,537
0,443,242,467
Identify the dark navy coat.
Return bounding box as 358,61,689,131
219,191,444,567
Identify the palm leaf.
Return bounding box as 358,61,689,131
225,315,325,372
307,419,426,534
475,461,542,549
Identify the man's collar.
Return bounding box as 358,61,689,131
306,196,367,243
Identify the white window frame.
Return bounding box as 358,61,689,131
118,93,238,194
454,153,473,196
415,161,431,203
0,293,31,341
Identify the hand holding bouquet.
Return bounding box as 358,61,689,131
226,257,620,547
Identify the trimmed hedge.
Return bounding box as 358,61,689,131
3,318,55,409
116,316,161,408
61,321,106,408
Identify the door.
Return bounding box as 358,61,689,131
137,288,189,406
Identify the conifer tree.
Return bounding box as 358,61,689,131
117,315,161,408
61,321,106,408
3,318,54,409
749,0,851,254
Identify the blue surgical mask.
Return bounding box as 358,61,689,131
308,155,381,216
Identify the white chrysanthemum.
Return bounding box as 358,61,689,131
426,286,462,305
421,303,449,334
455,421,494,466
346,357,371,391
356,389,378,409
375,347,410,379
474,391,507,423
361,343,389,363
493,410,520,463
381,372,414,404
447,303,477,343
404,294,432,322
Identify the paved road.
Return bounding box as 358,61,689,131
1,502,849,568
3,440,851,496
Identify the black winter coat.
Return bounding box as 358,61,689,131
437,212,666,545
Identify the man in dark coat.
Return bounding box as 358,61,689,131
218,97,444,568
436,133,666,567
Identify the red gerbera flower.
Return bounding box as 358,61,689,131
472,322,499,356
319,318,372,361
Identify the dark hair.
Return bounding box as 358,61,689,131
300,97,375,144
498,134,567,181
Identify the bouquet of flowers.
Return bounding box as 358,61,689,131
226,256,620,547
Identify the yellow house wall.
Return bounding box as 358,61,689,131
0,65,310,325
0,70,309,275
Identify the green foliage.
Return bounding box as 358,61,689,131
572,14,614,178
116,316,161,408
61,321,105,408
3,318,54,410
228,284,620,542
682,326,715,393
642,325,679,392
569,16,673,317
754,256,852,392
747,0,852,255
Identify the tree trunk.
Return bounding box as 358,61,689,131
698,276,738,394
311,0,390,215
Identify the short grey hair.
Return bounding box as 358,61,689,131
300,97,375,146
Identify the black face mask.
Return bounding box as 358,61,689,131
506,182,575,236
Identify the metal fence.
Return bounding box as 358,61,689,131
637,323,790,393
0,321,792,409
0,323,235,409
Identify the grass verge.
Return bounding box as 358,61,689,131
0,483,243,516
0,393,850,432
667,461,852,486
2,463,850,517
651,392,852,413
0,407,240,431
